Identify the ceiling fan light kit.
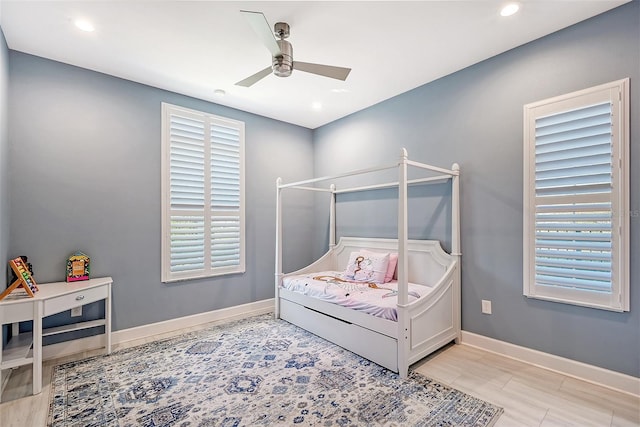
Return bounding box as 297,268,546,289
236,10,351,87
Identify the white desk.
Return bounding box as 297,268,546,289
0,276,112,401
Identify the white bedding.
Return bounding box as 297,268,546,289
280,271,430,321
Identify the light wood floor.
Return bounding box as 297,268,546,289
1,326,638,427
413,344,640,427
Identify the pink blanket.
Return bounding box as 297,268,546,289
281,271,426,321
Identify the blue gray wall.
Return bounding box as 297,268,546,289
7,52,315,331
1,25,9,346
0,26,8,291
313,2,639,377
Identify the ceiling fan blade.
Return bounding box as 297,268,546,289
235,66,273,87
293,61,351,81
240,10,281,57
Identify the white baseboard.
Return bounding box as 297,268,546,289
42,336,105,361
2,336,105,396
8,304,637,401
461,331,640,398
0,300,274,397
112,298,275,346
37,299,274,361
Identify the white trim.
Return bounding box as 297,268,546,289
32,299,274,360
0,300,273,395
112,299,274,345
461,331,640,397
42,335,105,361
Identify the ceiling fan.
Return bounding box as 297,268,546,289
236,10,352,87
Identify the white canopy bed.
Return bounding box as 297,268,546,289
275,149,461,378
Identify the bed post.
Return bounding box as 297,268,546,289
275,177,283,319
329,184,336,249
397,148,410,378
451,163,462,343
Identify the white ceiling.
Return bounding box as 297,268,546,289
0,1,629,129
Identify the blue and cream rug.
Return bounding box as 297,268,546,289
47,314,503,426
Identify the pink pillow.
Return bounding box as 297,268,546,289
385,253,398,283
343,251,390,284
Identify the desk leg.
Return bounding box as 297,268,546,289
33,301,43,395
106,283,112,354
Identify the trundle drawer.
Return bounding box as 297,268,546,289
280,299,398,372
43,285,109,317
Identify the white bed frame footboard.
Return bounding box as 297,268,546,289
275,149,461,378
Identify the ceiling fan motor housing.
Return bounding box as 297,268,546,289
273,39,293,77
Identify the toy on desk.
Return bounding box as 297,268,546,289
0,256,39,301
66,251,90,282
10,255,33,284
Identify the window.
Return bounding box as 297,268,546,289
161,103,245,282
523,79,629,311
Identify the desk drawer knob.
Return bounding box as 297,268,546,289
76,295,85,301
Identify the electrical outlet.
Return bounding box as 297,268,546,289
71,306,82,317
481,300,492,315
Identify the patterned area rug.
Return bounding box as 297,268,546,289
47,314,503,426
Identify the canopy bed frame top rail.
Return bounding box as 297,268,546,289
274,148,461,378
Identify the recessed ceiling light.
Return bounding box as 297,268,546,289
311,102,323,111
74,19,95,32
500,3,520,17
331,88,349,94
214,89,226,97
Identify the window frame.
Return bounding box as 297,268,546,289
523,79,629,312
161,102,245,283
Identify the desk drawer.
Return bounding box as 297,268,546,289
43,285,108,317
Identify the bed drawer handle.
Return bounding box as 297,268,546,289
75,295,85,301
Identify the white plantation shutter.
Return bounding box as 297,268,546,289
162,103,245,282
168,114,206,274
211,217,241,267
523,80,629,311
211,123,241,209
171,216,205,272
210,121,242,269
